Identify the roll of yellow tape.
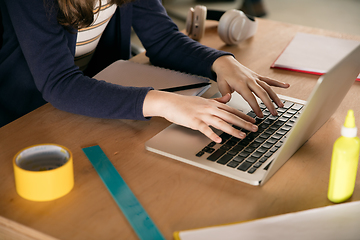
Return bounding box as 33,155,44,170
13,144,74,201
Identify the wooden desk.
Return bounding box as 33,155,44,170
1,18,360,240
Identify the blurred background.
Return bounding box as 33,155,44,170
131,0,360,54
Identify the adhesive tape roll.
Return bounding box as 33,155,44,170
13,144,74,201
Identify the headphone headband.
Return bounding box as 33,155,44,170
206,9,255,22
206,9,225,21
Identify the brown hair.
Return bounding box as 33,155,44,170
57,0,133,29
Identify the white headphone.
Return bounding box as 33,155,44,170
186,5,258,45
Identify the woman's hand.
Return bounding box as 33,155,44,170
143,90,258,143
212,55,290,118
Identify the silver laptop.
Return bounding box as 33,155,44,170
146,44,360,186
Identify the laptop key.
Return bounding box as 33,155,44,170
226,139,238,146
238,151,250,158
247,111,257,118
269,124,281,131
265,129,276,135
259,103,267,109
268,116,278,122
207,149,226,161
277,130,287,135
249,142,261,148
262,110,271,117
227,160,241,168
252,151,264,158
255,117,264,125
277,108,287,113
229,136,241,143
272,134,282,140
259,157,268,163
265,151,273,158
220,145,232,151
281,125,291,131
254,162,263,168
247,133,259,141
219,132,231,143
270,146,279,152
238,161,253,171
227,150,238,156
233,155,246,163
291,104,303,111
244,147,256,153
267,138,278,144
248,167,257,174
196,151,205,157
260,133,270,139
262,142,273,149
286,109,297,115
232,145,245,152
246,156,258,163
217,154,233,165
283,101,294,109
257,147,268,153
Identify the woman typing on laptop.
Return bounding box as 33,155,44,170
0,0,289,142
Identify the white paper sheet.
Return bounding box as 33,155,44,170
177,201,360,240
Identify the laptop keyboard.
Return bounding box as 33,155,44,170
195,100,304,174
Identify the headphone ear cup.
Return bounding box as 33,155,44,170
186,5,207,41
185,7,194,36
218,10,257,45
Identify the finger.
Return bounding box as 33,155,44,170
194,119,222,143
257,80,284,108
215,101,256,124
217,79,233,97
246,80,279,116
207,105,258,132
259,76,290,88
204,115,250,140
234,83,263,118
214,93,231,104
249,81,278,115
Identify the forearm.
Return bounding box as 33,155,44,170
132,0,233,80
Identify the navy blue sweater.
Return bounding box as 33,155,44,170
0,0,229,127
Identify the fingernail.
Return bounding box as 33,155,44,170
239,132,246,138
252,125,258,132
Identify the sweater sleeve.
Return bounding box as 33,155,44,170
2,0,152,121
131,0,233,80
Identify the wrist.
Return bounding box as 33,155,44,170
143,90,171,118
212,55,236,73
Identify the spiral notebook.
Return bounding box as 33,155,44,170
94,60,211,96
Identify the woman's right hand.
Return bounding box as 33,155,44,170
143,90,258,143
